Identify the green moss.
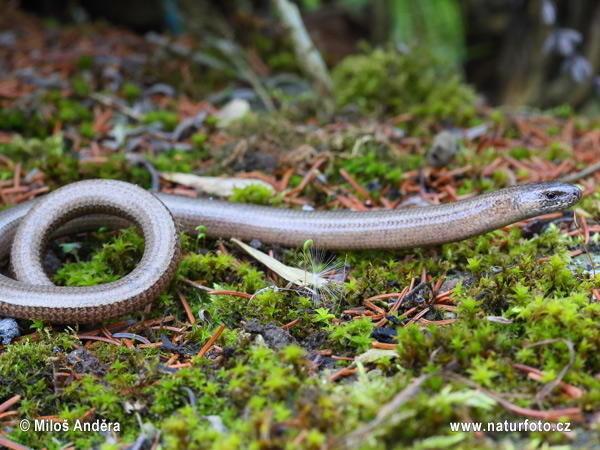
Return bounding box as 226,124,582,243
76,54,95,71
548,104,575,119
0,107,49,137
311,307,336,324
341,149,410,184
229,184,276,205
508,147,530,160
0,336,61,407
53,227,144,286
72,75,91,96
547,141,572,160
144,110,179,131
2,72,599,449
2,176,595,449
56,98,93,123
489,109,505,124
332,46,476,123
329,316,376,352
152,149,212,172
121,82,141,101
0,133,64,162
191,132,208,146
79,122,96,138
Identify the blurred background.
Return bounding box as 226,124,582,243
11,0,600,113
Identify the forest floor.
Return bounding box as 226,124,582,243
1,4,600,450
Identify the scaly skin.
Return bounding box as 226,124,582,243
0,179,581,323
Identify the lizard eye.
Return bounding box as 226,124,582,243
545,192,558,200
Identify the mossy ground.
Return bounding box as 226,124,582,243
3,110,600,450
2,6,600,450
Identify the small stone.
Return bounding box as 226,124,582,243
0,318,19,345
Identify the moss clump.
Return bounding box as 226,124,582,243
76,54,94,71
0,133,64,162
229,184,276,205
53,227,144,286
0,107,48,137
143,110,179,131
341,149,411,185
329,315,376,352
0,337,61,409
72,75,91,96
55,98,93,124
120,82,142,101
152,149,206,173
332,46,476,123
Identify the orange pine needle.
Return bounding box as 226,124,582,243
197,324,226,358
178,292,196,324
339,168,377,205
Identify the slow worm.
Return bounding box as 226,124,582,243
0,179,581,323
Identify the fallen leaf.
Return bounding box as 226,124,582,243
160,172,273,196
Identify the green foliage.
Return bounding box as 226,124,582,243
466,356,500,387
121,82,141,100
0,336,58,404
311,307,336,324
390,0,465,64
76,54,94,71
489,109,505,124
1,54,597,450
298,0,323,11
229,184,275,205
547,141,572,160
332,46,476,123
178,252,245,286
144,110,179,131
79,121,96,138
53,227,144,286
0,133,64,161
152,148,211,172
1,157,595,449
341,149,408,184
0,107,48,137
548,104,575,119
329,316,376,352
72,75,91,96
56,98,93,123
508,146,530,160
465,256,482,275
191,132,208,146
